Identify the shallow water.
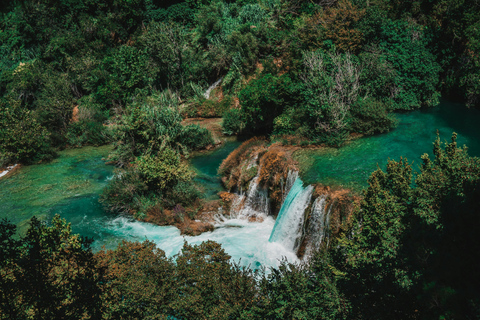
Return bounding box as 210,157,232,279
190,139,241,199
295,100,480,190
0,141,297,269
0,145,114,235
2,100,478,267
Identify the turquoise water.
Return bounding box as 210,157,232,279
2,101,479,265
0,140,297,268
296,100,480,190
0,146,115,237
0,142,295,267
190,139,241,199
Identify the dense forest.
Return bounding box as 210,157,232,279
1,0,480,318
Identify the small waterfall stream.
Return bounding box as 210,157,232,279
204,78,223,99
230,176,270,220
268,176,313,254
303,195,332,258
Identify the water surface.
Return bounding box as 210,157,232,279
0,141,297,268
296,100,480,190
190,139,241,199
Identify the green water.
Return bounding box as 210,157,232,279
2,101,479,257
295,100,480,190
0,145,114,236
0,140,244,251
190,139,242,199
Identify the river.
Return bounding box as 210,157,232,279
1,100,479,268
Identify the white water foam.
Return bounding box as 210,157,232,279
230,176,269,220
97,215,298,269
303,195,332,259
269,176,313,254
0,164,18,178
204,78,223,99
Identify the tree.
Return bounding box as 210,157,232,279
0,215,104,320
0,99,53,166
95,240,175,319
239,73,298,134
171,241,257,319
333,133,480,319
252,253,348,319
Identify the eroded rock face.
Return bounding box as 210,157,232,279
218,138,300,215
217,138,360,259
298,186,359,259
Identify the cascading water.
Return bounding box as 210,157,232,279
268,176,313,253
230,176,269,220
204,78,223,99
282,170,299,203
303,195,332,258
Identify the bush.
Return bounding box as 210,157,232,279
135,148,194,192
178,124,214,150
100,168,148,214
0,99,54,165
239,73,298,134
65,121,110,147
164,181,201,208
350,98,397,135
222,108,245,135
377,19,441,109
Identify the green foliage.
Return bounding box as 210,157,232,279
377,19,441,109
110,90,184,165
96,240,175,319
97,45,154,105
100,168,148,214
0,99,53,165
222,108,245,135
177,124,214,150
64,100,111,147
138,21,189,90
350,97,397,135
252,253,347,319
136,148,195,191
333,133,480,319
164,181,201,208
239,73,298,134
0,215,103,320
171,241,257,319
300,50,362,145
97,239,257,320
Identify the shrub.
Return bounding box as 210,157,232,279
100,168,147,214
350,98,397,135
222,108,245,135
135,148,194,192
0,99,54,165
65,120,110,147
239,73,298,134
164,181,201,208
178,124,214,150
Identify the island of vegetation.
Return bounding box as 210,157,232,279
1,0,479,318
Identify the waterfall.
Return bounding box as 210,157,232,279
204,78,223,99
282,170,299,203
303,195,332,258
0,164,18,179
230,176,269,219
268,176,313,253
